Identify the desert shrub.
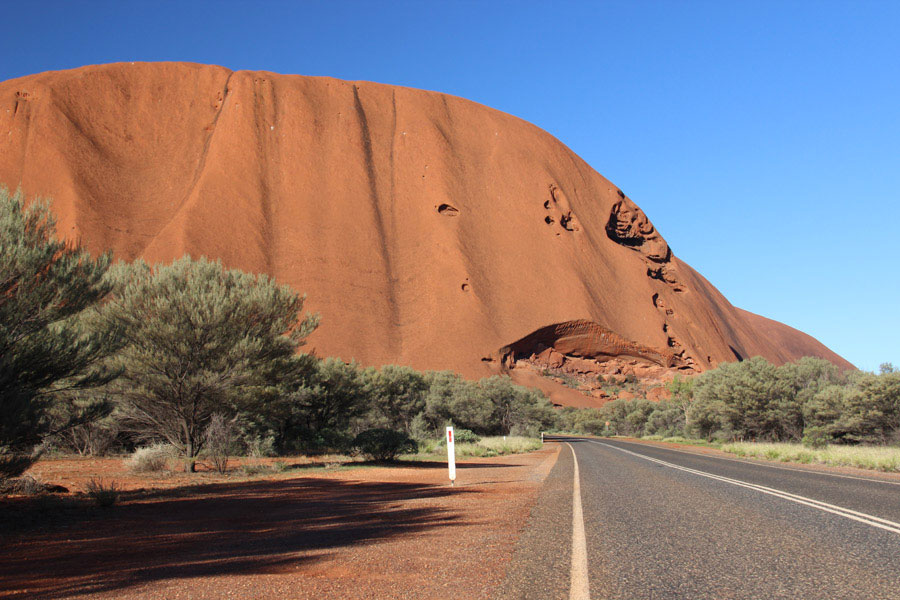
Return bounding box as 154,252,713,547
266,356,370,454
801,426,831,449
408,413,433,441
353,428,417,461
244,434,276,458
205,413,237,474
422,371,494,435
453,428,480,443
240,463,273,476
86,478,120,507
361,366,429,433
0,474,48,495
416,438,440,454
127,444,172,473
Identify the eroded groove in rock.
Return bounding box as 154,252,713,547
437,203,459,216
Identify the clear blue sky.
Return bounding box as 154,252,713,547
2,1,897,371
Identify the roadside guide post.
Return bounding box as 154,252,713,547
446,426,456,486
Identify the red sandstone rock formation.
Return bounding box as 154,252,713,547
0,62,853,406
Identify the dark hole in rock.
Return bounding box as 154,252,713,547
617,189,625,198
461,283,470,292
543,200,551,209
437,203,459,216
481,356,494,362
545,216,554,225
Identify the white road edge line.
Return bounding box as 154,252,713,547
567,443,590,600
592,440,900,536
608,437,900,486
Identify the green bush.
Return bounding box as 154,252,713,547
801,426,831,449
453,428,480,443
353,428,417,461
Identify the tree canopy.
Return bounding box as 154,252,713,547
0,187,117,475
97,256,318,470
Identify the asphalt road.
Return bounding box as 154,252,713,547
501,437,900,599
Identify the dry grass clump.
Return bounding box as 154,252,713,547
722,442,900,472
126,444,174,473
86,478,121,507
0,474,48,495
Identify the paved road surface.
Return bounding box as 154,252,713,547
501,437,900,599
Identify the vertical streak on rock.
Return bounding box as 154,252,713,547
253,76,275,275
184,71,234,206
389,89,398,242
353,85,401,351
16,94,36,189
149,70,235,259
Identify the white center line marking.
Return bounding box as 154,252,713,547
593,440,900,536
567,443,590,600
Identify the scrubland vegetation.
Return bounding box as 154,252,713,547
721,442,900,472
556,358,899,448
411,433,543,460
0,187,555,487
2,186,898,491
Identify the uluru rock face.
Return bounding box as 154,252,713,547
0,62,852,403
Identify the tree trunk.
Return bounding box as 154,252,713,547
183,423,196,472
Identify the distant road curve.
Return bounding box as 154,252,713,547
501,436,900,599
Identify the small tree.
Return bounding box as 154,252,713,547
98,256,318,471
362,365,429,433
265,356,370,453
0,187,117,478
205,413,237,474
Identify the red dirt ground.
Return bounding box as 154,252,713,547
0,448,559,599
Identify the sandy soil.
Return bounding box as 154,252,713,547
0,447,559,599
